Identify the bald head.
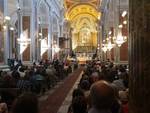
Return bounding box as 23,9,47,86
90,80,115,110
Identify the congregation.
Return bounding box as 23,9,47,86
68,60,129,113
0,58,76,113
0,59,129,113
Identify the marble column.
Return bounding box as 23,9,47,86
17,7,22,61
48,12,52,60
69,27,73,51
97,21,101,60
30,0,36,62
3,29,9,64
114,45,120,64
99,26,103,60
129,0,150,113
3,0,10,64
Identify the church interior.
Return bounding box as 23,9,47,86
0,0,150,113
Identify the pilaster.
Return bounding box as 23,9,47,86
129,0,150,113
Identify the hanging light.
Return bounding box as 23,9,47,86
98,13,101,20
109,31,112,35
39,32,42,36
102,44,107,53
122,11,127,17
106,41,114,51
10,27,14,31
4,16,11,21
123,20,127,25
102,46,107,53
3,15,15,31
3,25,7,30
113,0,127,47
118,24,123,28
54,46,60,53
115,32,127,47
102,38,114,52
118,0,123,29
97,44,100,50
113,36,116,40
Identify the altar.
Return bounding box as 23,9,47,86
76,53,93,64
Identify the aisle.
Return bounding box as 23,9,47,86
39,68,83,113
57,70,83,113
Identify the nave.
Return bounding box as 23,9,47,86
0,0,150,113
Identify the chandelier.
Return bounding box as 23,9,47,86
107,41,114,51
17,32,31,44
112,0,128,47
3,16,15,31
102,38,114,52
113,31,127,47
102,44,107,53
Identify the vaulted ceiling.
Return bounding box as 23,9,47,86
64,0,101,9
64,0,101,21
64,0,101,49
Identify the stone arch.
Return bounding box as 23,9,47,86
37,0,50,26
37,0,50,59
7,0,18,26
67,3,98,14
22,0,31,7
72,15,96,33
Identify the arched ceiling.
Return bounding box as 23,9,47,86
66,4,101,21
64,0,101,22
64,0,101,9
71,14,97,33
64,0,101,31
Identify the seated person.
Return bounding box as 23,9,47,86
88,80,115,113
11,93,38,113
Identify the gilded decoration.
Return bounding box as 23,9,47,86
64,0,101,54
